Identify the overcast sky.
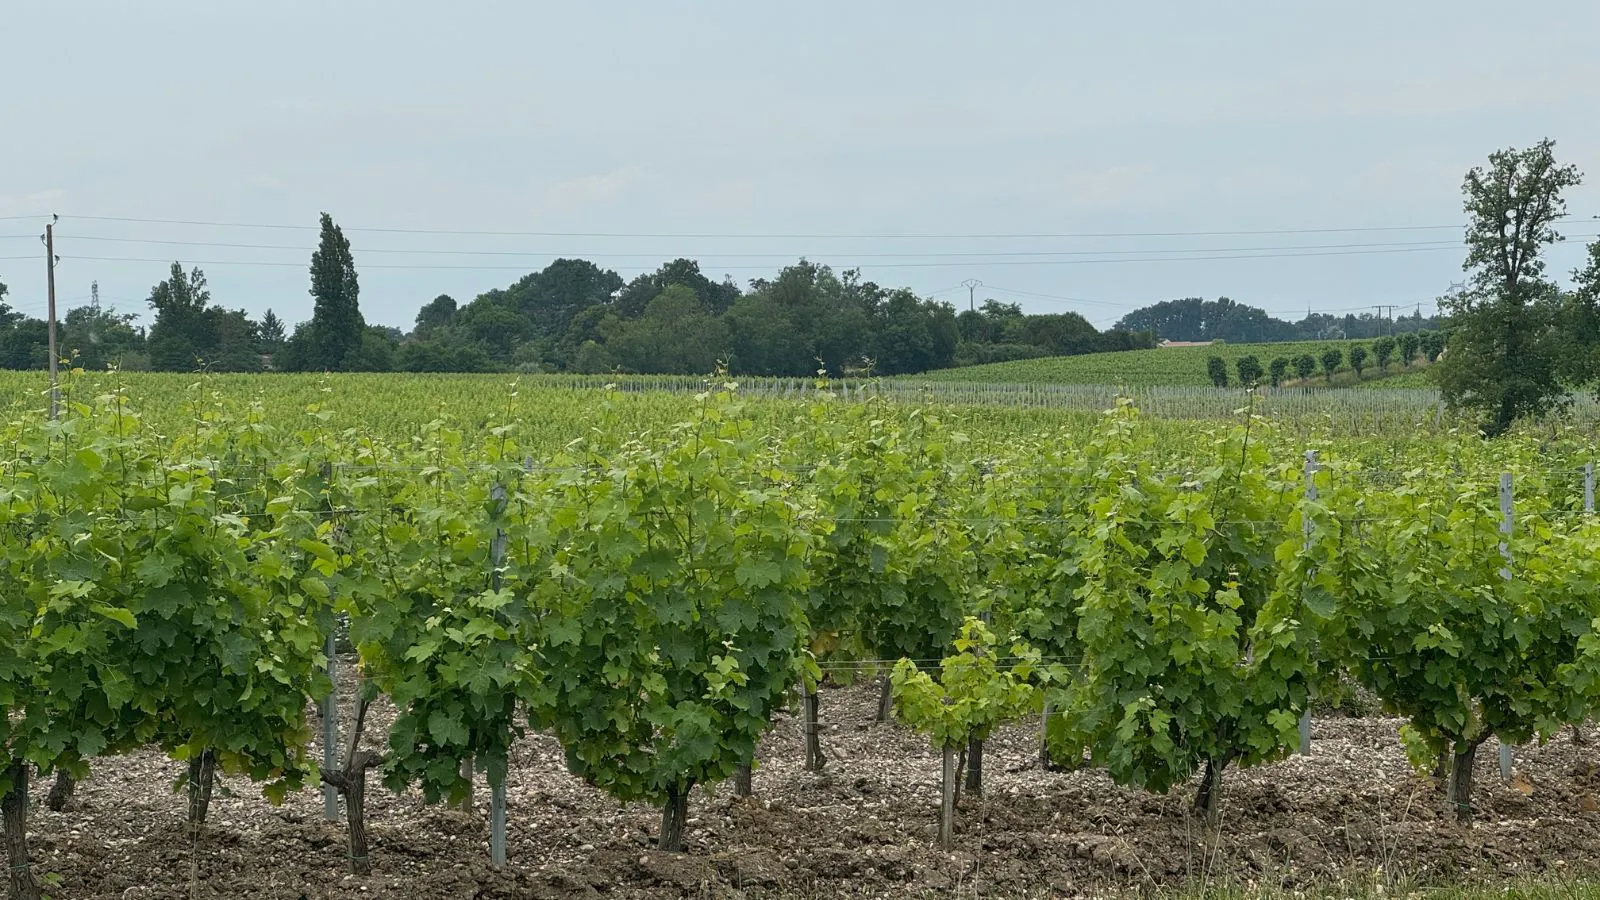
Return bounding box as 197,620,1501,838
4,0,1600,331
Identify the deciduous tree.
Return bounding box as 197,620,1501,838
1235,355,1263,387
1206,355,1229,387
1373,336,1396,372
1438,140,1581,435
1348,344,1368,378
1319,348,1343,383
1398,332,1420,367
1269,356,1289,387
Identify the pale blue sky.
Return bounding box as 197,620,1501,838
4,1,1599,330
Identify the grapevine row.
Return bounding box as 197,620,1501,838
2,384,1600,897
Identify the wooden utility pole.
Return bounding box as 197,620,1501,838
1498,474,1515,780
1371,304,1398,335
43,216,59,419
38,218,73,827
1297,450,1317,754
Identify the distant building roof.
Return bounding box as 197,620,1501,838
1157,339,1215,348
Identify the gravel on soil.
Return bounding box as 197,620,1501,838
20,671,1600,899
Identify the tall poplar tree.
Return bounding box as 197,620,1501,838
307,213,364,370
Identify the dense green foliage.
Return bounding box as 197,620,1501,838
1269,356,1290,386
1372,336,1396,372
1320,348,1344,382
1,252,1148,378
0,388,333,816
1045,404,1317,816
144,264,263,372
409,260,1148,377
953,300,1155,366
1206,355,1229,387
1437,140,1600,435
279,214,370,372
3,373,1600,896
13,140,1600,421
891,618,1037,752
1295,459,1600,818
901,338,1439,388
798,407,967,647
1349,344,1369,376
528,386,815,850
0,369,1525,468
1235,354,1264,387
1115,296,1443,343
335,421,538,806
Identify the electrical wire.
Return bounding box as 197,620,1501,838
43,244,1484,272
63,213,1497,239
980,285,1138,309
51,234,1505,259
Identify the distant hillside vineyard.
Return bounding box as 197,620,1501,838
901,340,1437,388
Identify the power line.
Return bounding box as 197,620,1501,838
981,285,1129,308
955,286,1441,319
52,244,1489,272
56,233,1527,259
1261,302,1439,317
49,213,1532,240
961,278,983,311
978,281,1445,319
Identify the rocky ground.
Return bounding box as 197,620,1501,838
21,675,1600,899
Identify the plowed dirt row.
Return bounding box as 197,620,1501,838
24,677,1600,899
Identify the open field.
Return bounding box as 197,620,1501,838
904,340,1435,388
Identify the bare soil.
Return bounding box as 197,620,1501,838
22,675,1600,899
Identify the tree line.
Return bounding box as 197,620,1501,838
7,136,1593,413
400,258,1150,375
0,218,1151,378
1116,295,1445,344
1432,139,1600,435
1207,330,1447,388
1135,138,1600,437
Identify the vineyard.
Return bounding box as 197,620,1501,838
6,375,1600,899
903,339,1433,388
1,369,1589,450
